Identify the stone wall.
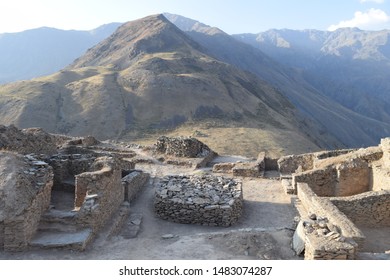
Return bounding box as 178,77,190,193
293,158,370,197
232,152,265,177
381,138,390,168
155,175,243,227
212,162,235,173
297,183,365,249
1,154,53,251
156,136,217,158
371,163,390,191
75,157,124,233
48,154,96,192
0,125,68,155
314,146,383,170
278,149,357,175
17,180,53,251
304,231,357,260
293,167,337,197
122,171,150,202
335,159,370,196
278,153,315,175
330,190,390,227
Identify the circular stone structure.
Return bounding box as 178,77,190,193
154,175,243,226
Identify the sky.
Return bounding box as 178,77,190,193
0,0,389,34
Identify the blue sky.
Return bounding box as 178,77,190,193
0,0,389,34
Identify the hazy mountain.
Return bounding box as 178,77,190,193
0,23,121,84
1,14,390,155
233,28,390,124
166,14,390,147
0,15,327,156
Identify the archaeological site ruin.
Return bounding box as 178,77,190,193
0,124,389,260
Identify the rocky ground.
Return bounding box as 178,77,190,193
0,146,301,260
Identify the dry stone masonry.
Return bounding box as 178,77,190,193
0,152,53,251
122,170,150,202
294,215,357,260
155,175,243,226
289,138,390,259
155,136,217,168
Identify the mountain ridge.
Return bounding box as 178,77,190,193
165,14,390,147
232,27,390,124
0,14,389,156
0,14,326,157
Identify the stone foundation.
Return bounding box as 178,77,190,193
232,152,265,177
155,175,243,226
212,162,235,173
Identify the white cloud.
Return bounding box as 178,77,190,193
328,8,390,31
360,0,385,3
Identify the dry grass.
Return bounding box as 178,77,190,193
126,121,321,158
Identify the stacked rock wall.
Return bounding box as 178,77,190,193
155,175,243,227
48,154,96,192
122,171,150,202
156,136,216,158
75,157,124,233
232,152,265,177
330,191,390,227
297,183,365,248
278,153,315,175
293,158,370,197
304,232,357,260
0,153,53,251
293,167,337,197
278,149,356,175
0,125,68,155
382,138,390,168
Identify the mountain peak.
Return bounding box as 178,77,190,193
69,14,201,70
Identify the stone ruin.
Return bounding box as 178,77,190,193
2,123,389,260
155,175,243,227
0,125,149,251
280,137,390,259
0,152,53,251
212,152,278,177
155,136,217,168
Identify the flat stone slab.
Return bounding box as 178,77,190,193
42,209,77,220
121,213,143,239
30,228,93,251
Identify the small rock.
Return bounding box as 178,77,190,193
161,234,176,239
131,219,142,226
309,213,317,220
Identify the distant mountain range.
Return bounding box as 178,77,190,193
0,14,389,156
0,23,121,83
233,28,390,124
